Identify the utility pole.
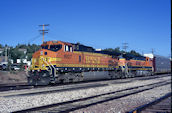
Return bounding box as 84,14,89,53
142,51,144,56
5,47,7,62
122,43,128,53
151,48,154,55
39,24,49,43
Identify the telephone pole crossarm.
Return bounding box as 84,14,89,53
39,24,49,43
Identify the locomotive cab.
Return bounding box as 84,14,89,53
41,41,74,54
30,41,74,71
28,40,75,85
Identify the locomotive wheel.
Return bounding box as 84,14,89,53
27,77,36,85
115,70,122,79
27,71,36,85
124,65,129,78
37,72,51,85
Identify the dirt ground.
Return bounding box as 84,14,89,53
0,71,27,84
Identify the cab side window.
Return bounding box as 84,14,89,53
70,46,73,52
65,45,69,51
79,56,81,62
64,45,73,52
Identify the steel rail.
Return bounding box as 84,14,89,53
0,73,170,92
127,92,171,113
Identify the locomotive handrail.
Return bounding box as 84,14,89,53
41,57,57,77
48,60,57,77
41,57,53,75
125,63,129,75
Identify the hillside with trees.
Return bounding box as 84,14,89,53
0,44,40,63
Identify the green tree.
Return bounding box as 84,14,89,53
0,44,3,48
114,47,121,53
27,53,33,61
10,48,24,63
103,48,114,52
130,50,141,56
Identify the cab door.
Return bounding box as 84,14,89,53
64,45,73,68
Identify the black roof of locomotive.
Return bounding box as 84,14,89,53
122,53,146,61
71,43,145,60
95,50,121,56
71,43,121,56
72,43,95,52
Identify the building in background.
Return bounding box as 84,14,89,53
144,53,154,59
17,59,31,66
0,48,8,65
0,48,3,56
18,48,27,54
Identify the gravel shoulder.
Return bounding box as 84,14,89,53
0,71,27,84
0,75,171,112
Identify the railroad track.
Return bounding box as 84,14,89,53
0,84,33,92
13,80,171,113
0,73,170,92
2,83,107,97
0,74,170,97
128,92,171,113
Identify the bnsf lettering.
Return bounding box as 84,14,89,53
86,56,100,64
136,61,141,65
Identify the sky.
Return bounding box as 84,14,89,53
0,0,171,57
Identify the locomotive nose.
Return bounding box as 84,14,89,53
31,50,45,70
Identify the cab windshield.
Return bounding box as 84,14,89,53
49,44,62,52
41,45,48,49
41,44,62,52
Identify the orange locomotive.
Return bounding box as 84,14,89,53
27,40,154,85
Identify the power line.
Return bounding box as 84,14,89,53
18,34,41,45
39,24,49,43
27,35,41,44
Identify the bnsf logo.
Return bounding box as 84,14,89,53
85,56,100,64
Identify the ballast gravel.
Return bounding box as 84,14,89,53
0,76,171,112
71,84,171,113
